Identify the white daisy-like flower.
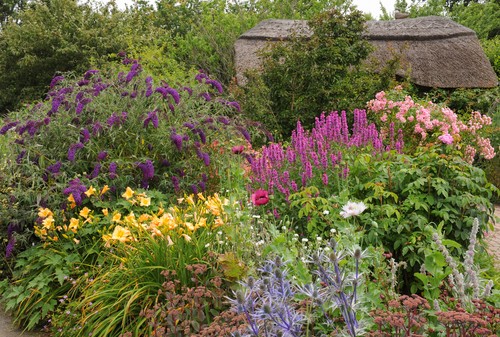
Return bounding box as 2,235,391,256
339,201,367,218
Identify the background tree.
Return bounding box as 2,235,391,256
0,0,27,26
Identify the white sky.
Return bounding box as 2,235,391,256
113,0,396,20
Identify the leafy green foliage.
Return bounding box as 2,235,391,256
259,8,397,137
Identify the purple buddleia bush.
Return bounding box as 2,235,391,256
0,57,266,257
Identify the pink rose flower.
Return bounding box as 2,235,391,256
438,133,453,145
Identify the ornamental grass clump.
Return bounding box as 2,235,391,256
0,57,262,263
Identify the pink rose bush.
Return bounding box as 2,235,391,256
367,87,495,163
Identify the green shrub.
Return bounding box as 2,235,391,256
0,59,264,272
258,8,398,138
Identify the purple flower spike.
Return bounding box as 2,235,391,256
171,175,180,192
97,151,108,161
90,163,101,179
84,69,99,80
170,133,183,151
92,121,103,135
227,101,241,112
138,160,155,180
0,121,19,135
109,162,118,179
50,76,65,89
195,72,209,83
183,86,193,96
238,127,251,142
206,79,223,94
80,128,91,143
143,111,159,128
47,161,62,175
5,236,15,258
201,153,210,166
218,116,230,125
16,150,26,164
200,92,211,101
63,178,87,205
68,142,84,162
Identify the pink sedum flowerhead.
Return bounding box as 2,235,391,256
438,133,454,145
251,190,269,206
340,201,367,218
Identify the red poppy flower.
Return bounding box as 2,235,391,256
251,190,269,206
232,145,245,154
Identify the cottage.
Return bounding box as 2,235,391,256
234,16,498,88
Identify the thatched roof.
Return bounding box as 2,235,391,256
234,16,498,88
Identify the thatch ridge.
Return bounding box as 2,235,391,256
235,16,498,88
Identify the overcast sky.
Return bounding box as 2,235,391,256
352,0,396,19
113,0,397,20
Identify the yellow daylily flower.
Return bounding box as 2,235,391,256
84,186,96,197
138,214,151,223
139,196,151,207
196,217,207,229
112,212,122,223
73,238,80,244
38,207,53,218
42,216,55,229
185,222,196,231
181,234,192,242
79,207,91,219
197,193,206,201
214,217,224,228
68,218,80,233
102,208,109,216
122,187,135,200
111,225,132,243
186,195,195,206
67,194,77,209
100,185,110,196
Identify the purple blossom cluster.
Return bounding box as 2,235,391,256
137,160,155,188
250,110,402,200
63,178,87,206
143,110,159,128
67,142,84,162
106,111,128,127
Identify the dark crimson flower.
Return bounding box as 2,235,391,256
232,145,245,154
251,190,269,206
